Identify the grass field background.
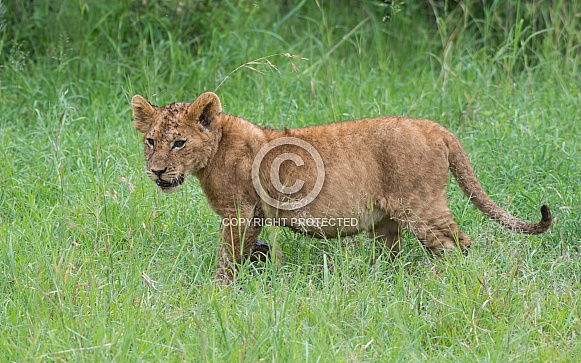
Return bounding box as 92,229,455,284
1,0,580,361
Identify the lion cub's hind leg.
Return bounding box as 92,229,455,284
396,199,471,256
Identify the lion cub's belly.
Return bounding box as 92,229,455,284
263,203,387,238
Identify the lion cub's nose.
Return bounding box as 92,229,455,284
152,168,167,177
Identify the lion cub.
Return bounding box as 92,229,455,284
132,92,552,284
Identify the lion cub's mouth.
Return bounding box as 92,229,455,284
155,175,185,189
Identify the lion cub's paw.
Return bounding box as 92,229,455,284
250,240,283,266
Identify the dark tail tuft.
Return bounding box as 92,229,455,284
541,205,551,222
529,204,553,234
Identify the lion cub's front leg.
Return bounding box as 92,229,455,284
216,218,279,284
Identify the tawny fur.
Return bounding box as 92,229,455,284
132,92,552,284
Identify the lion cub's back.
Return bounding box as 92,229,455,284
273,116,452,216
287,116,449,163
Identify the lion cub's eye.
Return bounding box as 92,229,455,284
146,138,155,147
172,140,186,149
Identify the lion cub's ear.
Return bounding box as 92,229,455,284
187,92,222,130
132,95,156,133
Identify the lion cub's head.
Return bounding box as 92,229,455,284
131,92,222,193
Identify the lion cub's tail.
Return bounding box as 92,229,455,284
445,133,552,234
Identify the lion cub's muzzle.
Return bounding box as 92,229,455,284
155,176,184,189
148,168,185,192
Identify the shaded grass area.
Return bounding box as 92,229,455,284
0,0,580,361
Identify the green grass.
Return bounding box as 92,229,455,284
1,0,580,361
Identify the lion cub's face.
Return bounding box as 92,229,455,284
131,92,222,193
